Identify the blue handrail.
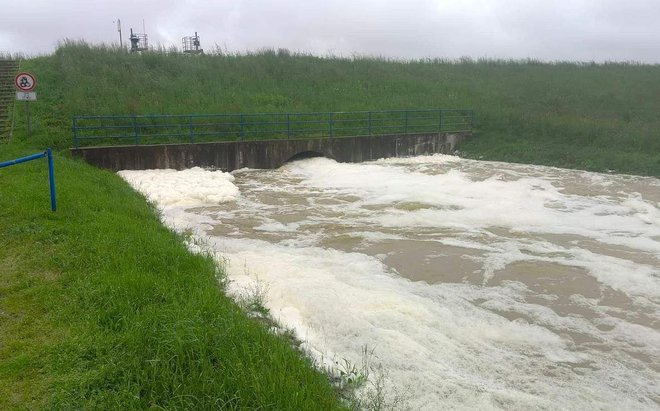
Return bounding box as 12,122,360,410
0,149,57,212
72,108,474,148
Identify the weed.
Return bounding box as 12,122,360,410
239,275,271,318
320,345,412,411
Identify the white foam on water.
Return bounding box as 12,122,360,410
376,153,463,166
118,167,239,207
254,221,301,233
118,167,240,232
119,157,660,410
347,231,407,243
281,157,660,299
186,233,658,410
215,238,585,410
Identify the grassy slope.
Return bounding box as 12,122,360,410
1,43,659,409
0,145,344,409
14,42,660,176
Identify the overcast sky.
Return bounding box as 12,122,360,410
1,0,659,63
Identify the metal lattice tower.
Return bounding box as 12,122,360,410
182,32,203,54
129,28,148,53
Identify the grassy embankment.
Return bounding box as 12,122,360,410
0,155,347,410
15,42,660,175
1,48,351,409
1,42,659,409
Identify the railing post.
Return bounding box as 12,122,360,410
287,114,291,138
240,114,245,140
189,116,194,143
67,109,473,147
329,112,334,137
132,116,139,145
0,150,56,212
47,149,56,212
404,111,409,134
72,118,78,148
368,111,372,135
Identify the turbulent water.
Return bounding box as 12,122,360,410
119,155,660,410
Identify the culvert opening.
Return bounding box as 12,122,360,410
284,151,329,164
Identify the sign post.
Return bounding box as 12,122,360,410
14,72,37,137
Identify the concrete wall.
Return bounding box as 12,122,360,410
70,132,469,172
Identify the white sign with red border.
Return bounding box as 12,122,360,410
16,92,37,101
14,72,36,92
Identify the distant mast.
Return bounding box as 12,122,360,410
117,19,123,49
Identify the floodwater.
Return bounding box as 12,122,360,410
119,155,660,410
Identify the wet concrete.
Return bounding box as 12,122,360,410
70,132,469,171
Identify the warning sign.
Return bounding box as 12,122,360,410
14,72,36,92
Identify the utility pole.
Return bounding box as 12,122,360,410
117,19,123,48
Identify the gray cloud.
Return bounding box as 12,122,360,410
1,0,658,63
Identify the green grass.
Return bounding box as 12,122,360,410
11,41,660,176
1,41,659,409
0,143,346,409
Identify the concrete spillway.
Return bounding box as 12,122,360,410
70,132,469,171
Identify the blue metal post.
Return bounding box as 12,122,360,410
368,112,372,135
329,112,334,137
287,114,291,138
0,152,45,168
132,116,139,145
47,149,56,212
240,114,245,140
72,118,79,148
404,111,409,134
0,150,56,212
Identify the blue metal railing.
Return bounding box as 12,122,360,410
0,149,57,211
72,109,473,148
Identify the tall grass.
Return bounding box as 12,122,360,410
11,41,659,175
